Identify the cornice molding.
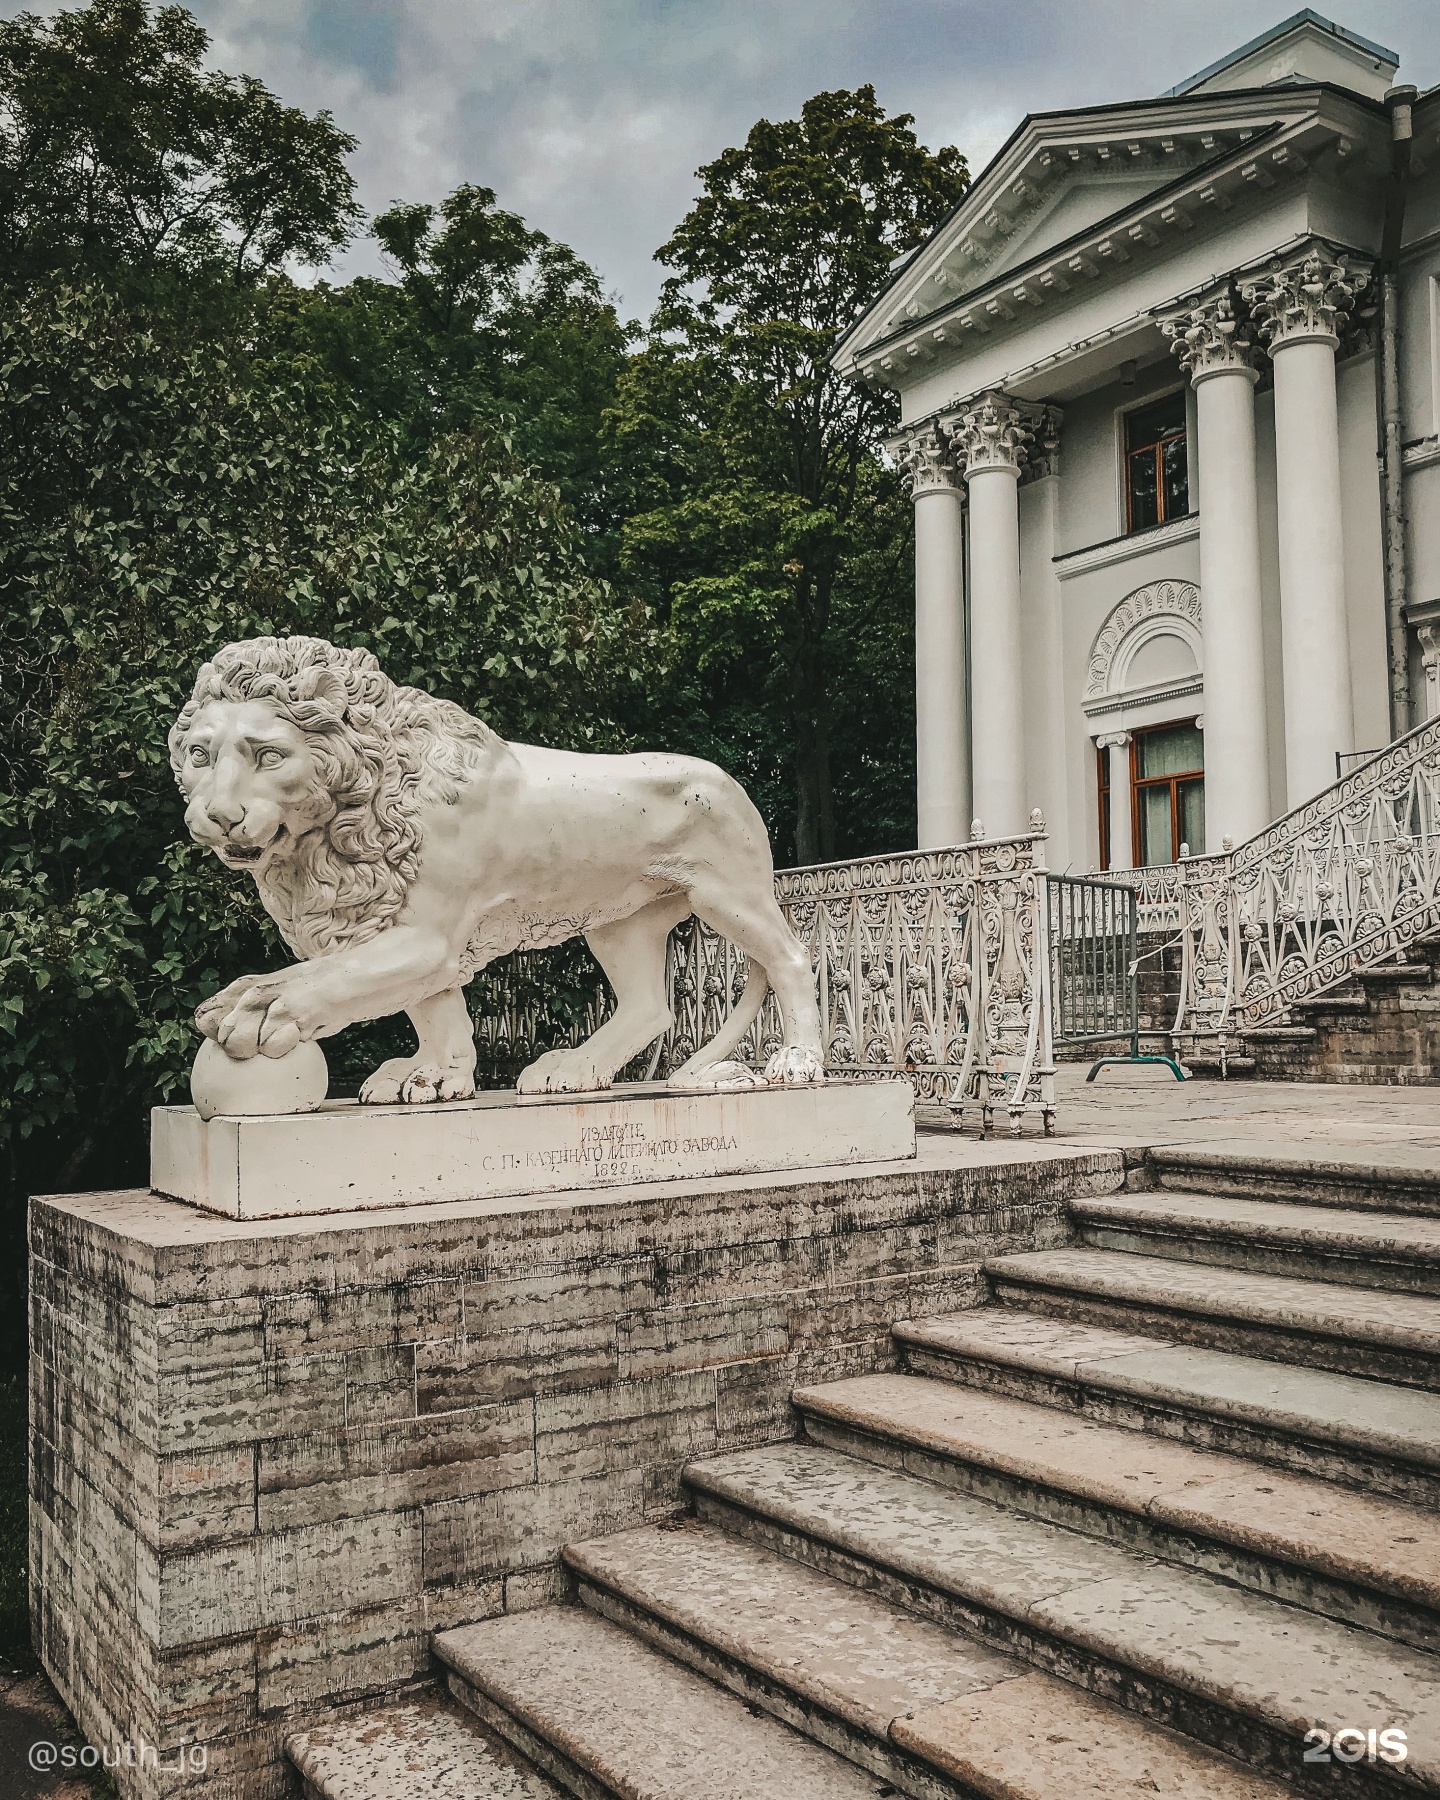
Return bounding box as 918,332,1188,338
1054,512,1200,579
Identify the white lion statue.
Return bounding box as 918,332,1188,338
170,635,825,1102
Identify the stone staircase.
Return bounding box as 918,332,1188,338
286,1145,1440,1798
1180,943,1440,1084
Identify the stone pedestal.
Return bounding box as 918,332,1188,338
151,1080,915,1219
29,1136,1119,1798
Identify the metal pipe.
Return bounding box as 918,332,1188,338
1380,84,1417,739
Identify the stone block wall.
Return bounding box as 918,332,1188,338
29,1140,1122,1799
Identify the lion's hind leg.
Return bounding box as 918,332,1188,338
517,894,689,1095
681,881,825,1087
360,987,478,1105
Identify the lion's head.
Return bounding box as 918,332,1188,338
170,636,496,958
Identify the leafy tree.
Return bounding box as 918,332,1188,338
613,87,968,862
0,278,646,1364
0,0,360,284
285,185,636,564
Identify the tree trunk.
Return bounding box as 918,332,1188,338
791,630,835,866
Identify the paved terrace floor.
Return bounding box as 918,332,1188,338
1023,1063,1440,1169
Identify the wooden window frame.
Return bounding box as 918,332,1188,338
1123,395,1188,536
1130,721,1204,866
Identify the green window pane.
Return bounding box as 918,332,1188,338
1138,723,1203,778
1138,785,1174,865
1178,777,1206,856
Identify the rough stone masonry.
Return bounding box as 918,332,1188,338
28,1136,1121,1800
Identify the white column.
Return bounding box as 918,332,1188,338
1245,247,1364,806
1096,731,1133,869
953,392,1032,838
900,424,970,848
1163,292,1271,845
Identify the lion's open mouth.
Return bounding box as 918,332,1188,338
216,827,284,867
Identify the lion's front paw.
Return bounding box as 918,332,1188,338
401,1065,476,1104
668,1059,767,1092
360,1059,476,1105
516,1048,612,1095
763,1045,826,1086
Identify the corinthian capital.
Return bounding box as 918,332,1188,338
952,391,1032,477
1161,289,1261,383
1242,245,1369,350
892,422,962,497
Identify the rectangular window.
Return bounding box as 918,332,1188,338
1132,721,1204,864
1124,392,1188,534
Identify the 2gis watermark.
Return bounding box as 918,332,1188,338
1303,1726,1408,1765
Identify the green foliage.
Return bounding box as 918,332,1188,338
0,0,360,284
281,184,637,566
0,276,647,1363
612,86,967,861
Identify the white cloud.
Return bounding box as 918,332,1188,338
6,0,1436,314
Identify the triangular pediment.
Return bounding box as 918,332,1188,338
837,79,1367,376
981,173,1173,282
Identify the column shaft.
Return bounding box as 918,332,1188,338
1245,246,1366,807
913,485,970,848
1270,337,1353,802
1191,366,1271,843
1099,735,1133,870
966,466,1026,836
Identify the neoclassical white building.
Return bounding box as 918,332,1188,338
835,10,1440,871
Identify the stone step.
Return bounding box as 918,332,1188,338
565,1518,1294,1800
894,1309,1440,1507
285,1696,563,1799
1071,1192,1440,1295
685,1440,1440,1792
792,1372,1440,1652
985,1248,1440,1391
434,1604,896,1798
1148,1145,1440,1217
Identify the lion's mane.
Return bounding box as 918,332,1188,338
170,636,496,958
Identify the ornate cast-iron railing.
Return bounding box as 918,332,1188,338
663,829,1055,1135
468,827,1057,1135
1105,716,1440,1041
1094,861,1183,930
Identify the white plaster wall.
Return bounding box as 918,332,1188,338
1399,229,1440,648
1055,362,1184,555
1056,535,1203,869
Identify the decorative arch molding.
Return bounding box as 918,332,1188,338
1084,579,1202,701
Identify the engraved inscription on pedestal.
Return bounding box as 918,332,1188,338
151,1080,916,1219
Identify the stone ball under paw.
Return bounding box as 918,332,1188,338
190,1036,329,1121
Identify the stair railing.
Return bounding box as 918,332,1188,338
1168,714,1440,1038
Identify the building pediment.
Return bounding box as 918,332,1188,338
837,81,1386,392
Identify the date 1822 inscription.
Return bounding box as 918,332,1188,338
478,1118,741,1181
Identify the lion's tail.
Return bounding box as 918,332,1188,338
668,959,770,1078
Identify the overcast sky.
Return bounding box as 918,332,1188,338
13,1,1440,316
